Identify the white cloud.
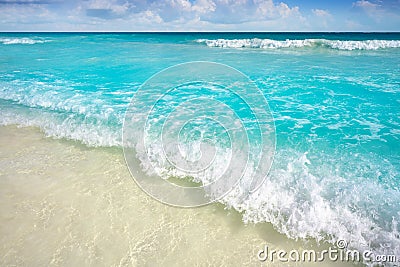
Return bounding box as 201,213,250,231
140,10,163,24
309,8,332,29
166,0,216,14
353,0,379,8
312,9,331,18
0,0,399,31
205,0,303,24
146,0,217,22
0,4,55,27
277,3,298,18
349,0,400,29
85,0,132,17
257,1,301,19
167,0,192,12
352,0,385,22
254,0,276,18
192,0,216,14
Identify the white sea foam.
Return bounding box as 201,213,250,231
196,38,400,50
0,37,48,45
2,102,399,263
223,151,400,265
1,72,399,265
0,105,122,147
0,79,125,147
131,130,400,264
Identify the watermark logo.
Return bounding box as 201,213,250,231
257,240,399,264
123,62,275,207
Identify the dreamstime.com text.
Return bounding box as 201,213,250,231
257,240,399,264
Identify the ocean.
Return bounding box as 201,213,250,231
0,32,399,262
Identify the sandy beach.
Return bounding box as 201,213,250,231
0,125,360,266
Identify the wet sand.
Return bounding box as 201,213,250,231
0,125,357,266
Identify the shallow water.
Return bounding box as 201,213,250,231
0,126,358,266
0,32,399,261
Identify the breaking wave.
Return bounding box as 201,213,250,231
196,38,400,50
0,37,49,45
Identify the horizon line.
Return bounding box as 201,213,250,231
1,31,400,33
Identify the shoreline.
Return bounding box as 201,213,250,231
0,125,357,266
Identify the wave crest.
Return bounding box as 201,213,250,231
0,37,48,45
196,38,400,50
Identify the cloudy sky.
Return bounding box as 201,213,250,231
0,0,399,31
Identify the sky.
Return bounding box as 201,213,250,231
0,0,399,31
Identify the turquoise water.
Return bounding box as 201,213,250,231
1,33,399,259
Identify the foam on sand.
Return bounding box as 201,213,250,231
0,125,355,266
